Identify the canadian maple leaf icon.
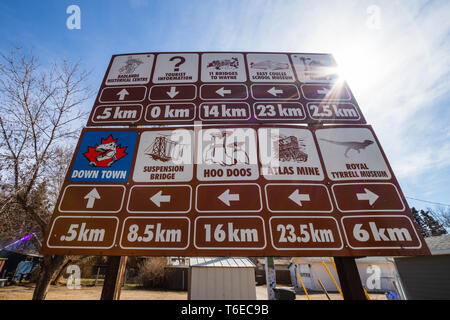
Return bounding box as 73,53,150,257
83,135,128,167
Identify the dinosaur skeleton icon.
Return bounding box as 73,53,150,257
203,130,250,167
145,135,188,162
320,138,374,158
272,134,308,162
119,56,144,74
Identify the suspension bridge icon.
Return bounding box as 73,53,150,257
272,134,308,162
203,130,250,166
145,135,187,162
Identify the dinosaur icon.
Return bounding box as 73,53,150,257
119,56,143,74
84,135,128,167
91,141,118,166
320,139,374,158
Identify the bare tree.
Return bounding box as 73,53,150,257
431,206,450,231
0,46,91,299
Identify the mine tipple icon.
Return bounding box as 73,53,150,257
83,135,128,167
204,130,250,167
119,56,144,74
273,135,308,162
145,135,186,162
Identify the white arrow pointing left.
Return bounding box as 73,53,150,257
288,189,310,206
218,189,240,206
216,87,231,97
268,87,283,96
150,190,171,207
356,188,379,206
117,88,129,100
84,188,101,208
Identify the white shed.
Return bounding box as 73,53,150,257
188,257,256,300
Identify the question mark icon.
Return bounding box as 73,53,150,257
169,56,186,72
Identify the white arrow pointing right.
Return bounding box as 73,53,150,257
218,189,240,206
117,88,129,100
356,188,379,206
288,189,310,206
317,88,330,95
150,190,171,207
267,87,283,96
216,87,231,97
84,188,101,208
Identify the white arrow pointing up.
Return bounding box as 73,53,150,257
216,87,231,97
167,86,179,98
150,190,171,207
356,188,379,206
84,188,101,208
218,189,240,206
288,189,310,206
267,87,283,96
117,88,129,100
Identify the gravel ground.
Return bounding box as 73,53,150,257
0,283,387,300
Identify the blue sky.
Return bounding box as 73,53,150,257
0,0,449,212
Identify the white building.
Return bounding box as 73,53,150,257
289,257,400,293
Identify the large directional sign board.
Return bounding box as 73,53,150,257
41,123,429,256
86,52,366,126
41,51,429,257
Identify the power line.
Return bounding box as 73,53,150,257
405,196,450,207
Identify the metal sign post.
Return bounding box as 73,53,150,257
334,257,366,300
100,256,127,300
264,257,276,300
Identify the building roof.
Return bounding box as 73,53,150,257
190,257,255,268
425,234,450,255
291,256,392,264
256,257,291,266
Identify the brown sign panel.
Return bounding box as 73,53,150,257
341,215,423,253
86,52,366,126
269,217,343,250
40,125,430,257
91,104,143,124
194,216,266,250
46,216,119,249
149,85,197,101
120,217,190,250
58,185,126,213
